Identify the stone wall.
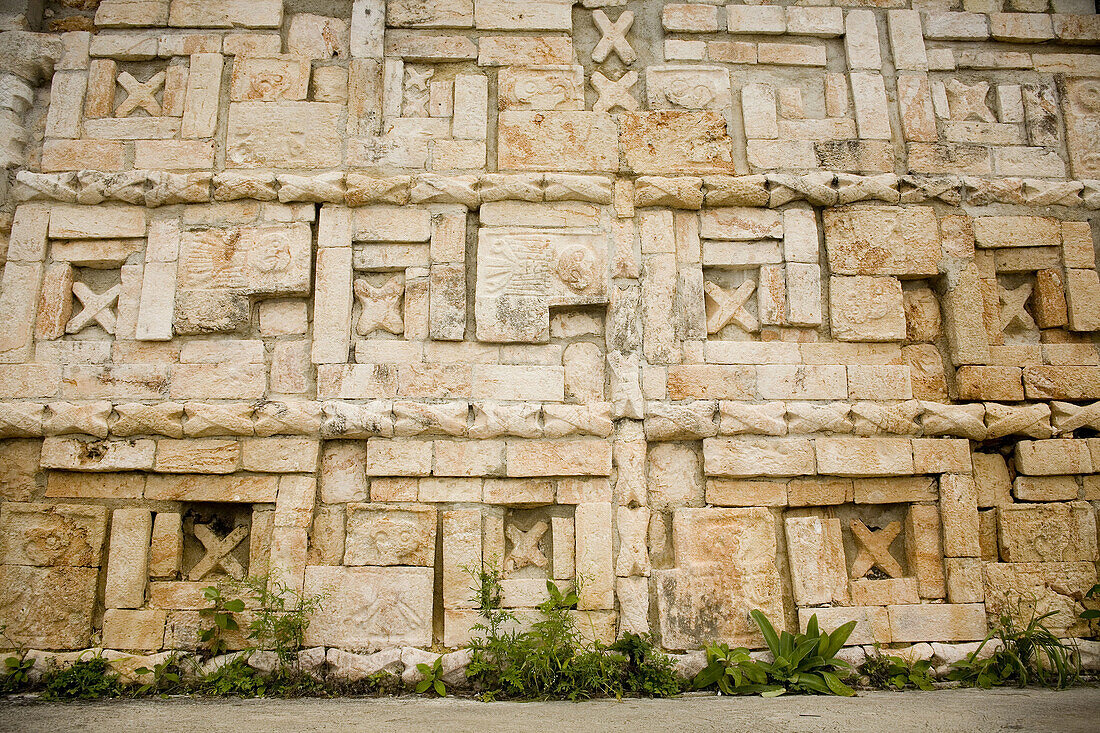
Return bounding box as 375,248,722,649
0,0,1098,656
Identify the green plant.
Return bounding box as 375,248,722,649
1,654,33,693
608,633,682,697
750,610,857,696
1081,584,1100,624
41,654,122,700
242,576,328,667
414,657,447,697
196,656,268,697
859,646,934,691
464,568,680,701
198,584,245,658
132,654,186,696
948,608,1079,689
692,642,776,695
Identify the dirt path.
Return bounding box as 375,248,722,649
2,687,1099,733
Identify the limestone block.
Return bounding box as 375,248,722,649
617,576,649,637
815,438,914,477
154,439,239,474
149,512,182,578
854,477,936,504
0,565,98,648
226,102,342,168
505,439,611,477
105,507,152,609
345,504,435,566
304,565,433,649
102,608,167,651
799,606,890,646
984,561,1096,636
659,507,783,648
497,111,616,172
998,502,1097,562
620,111,736,175
823,207,939,277
912,439,972,474
647,443,704,510
887,604,986,643
829,276,906,342
785,516,848,605
145,474,278,502
229,56,310,101
940,474,980,558
576,503,613,610
703,438,815,478
1015,440,1092,476
0,502,107,567
850,578,919,606
40,437,155,472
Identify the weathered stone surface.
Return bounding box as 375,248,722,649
0,565,98,648
344,503,435,566
829,276,906,342
823,207,939,277
658,508,783,649
998,502,1097,562
0,502,107,567
984,561,1096,636
785,516,848,605
303,565,433,650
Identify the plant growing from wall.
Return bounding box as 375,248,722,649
40,654,122,700
414,657,447,697
948,608,1080,689
692,642,776,695
859,646,934,691
749,610,857,696
242,576,328,668
198,584,245,659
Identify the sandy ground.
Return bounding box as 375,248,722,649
1,687,1099,733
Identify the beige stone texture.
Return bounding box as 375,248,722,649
998,501,1097,562
304,565,433,650
0,565,98,648
984,561,1096,636
102,608,167,650
785,516,848,605
104,507,152,609
659,507,783,648
830,276,906,342
619,111,737,175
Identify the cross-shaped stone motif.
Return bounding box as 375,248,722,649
999,281,1036,332
592,9,637,65
945,80,995,122
849,520,904,579
591,70,639,113
354,276,404,336
188,523,249,580
115,71,165,117
66,282,120,335
505,520,548,573
704,280,758,334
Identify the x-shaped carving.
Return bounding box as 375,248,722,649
704,280,758,334
188,523,249,580
354,276,404,336
66,282,120,335
505,520,548,573
592,9,637,65
591,70,638,113
1053,400,1100,434
116,71,165,117
849,520,904,579
945,80,994,122
999,281,1036,332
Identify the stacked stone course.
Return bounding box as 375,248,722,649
0,0,1098,661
